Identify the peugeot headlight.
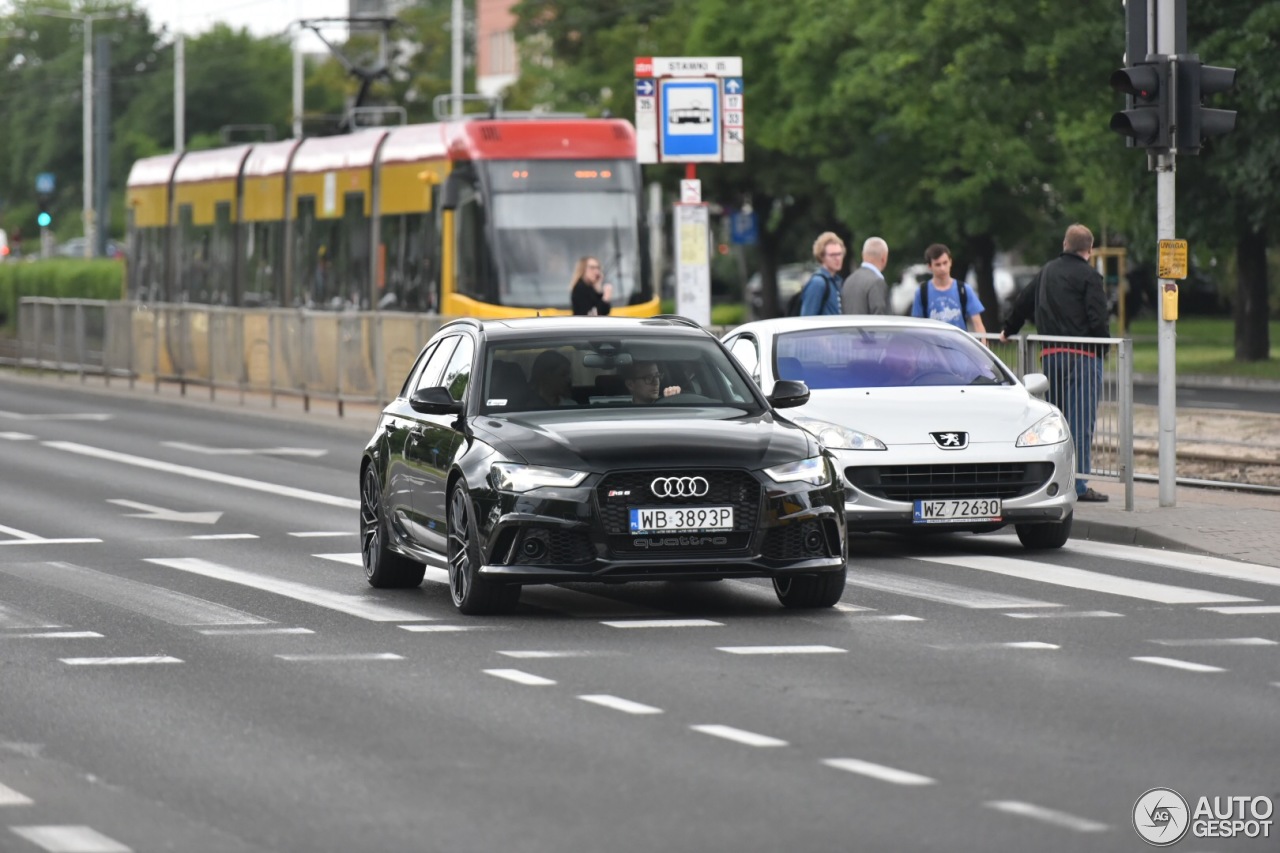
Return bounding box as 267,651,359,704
1016,412,1070,447
490,463,588,492
763,456,832,486
791,416,887,451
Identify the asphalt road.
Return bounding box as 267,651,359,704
1,378,1277,853
1132,379,1280,414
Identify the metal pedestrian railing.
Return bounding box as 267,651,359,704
9,298,1134,509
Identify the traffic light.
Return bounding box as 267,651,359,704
36,192,52,228
1109,59,1171,150
1176,57,1237,154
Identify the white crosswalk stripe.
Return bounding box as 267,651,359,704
0,562,271,626
0,600,63,630
914,554,1256,604
848,567,1060,609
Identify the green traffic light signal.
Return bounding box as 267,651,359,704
37,211,51,227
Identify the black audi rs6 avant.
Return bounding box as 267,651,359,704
359,316,848,615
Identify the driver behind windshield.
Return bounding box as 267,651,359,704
623,360,682,403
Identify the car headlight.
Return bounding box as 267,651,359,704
763,456,832,486
490,463,588,492
791,416,887,451
1017,412,1070,447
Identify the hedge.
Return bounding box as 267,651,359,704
0,260,125,333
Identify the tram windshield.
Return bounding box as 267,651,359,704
484,160,642,310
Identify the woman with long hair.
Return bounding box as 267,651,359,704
570,256,613,316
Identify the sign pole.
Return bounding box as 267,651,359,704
1155,0,1177,507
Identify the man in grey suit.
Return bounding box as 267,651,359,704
842,237,890,314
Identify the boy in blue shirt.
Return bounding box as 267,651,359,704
911,243,987,341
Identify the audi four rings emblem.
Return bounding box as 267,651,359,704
650,476,710,498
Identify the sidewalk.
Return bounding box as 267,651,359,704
6,368,1280,569
1072,479,1280,569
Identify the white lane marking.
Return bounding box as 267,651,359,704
834,602,874,613
275,653,403,662
162,441,327,458
1131,656,1227,673
1004,641,1060,649
1065,539,1280,588
578,695,663,715
0,525,46,542
0,781,34,805
0,562,271,627
0,524,101,546
0,432,36,440
1202,605,1280,615
1005,610,1123,619
848,567,1060,609
43,441,358,509
691,724,787,748
498,650,591,659
147,558,433,623
9,631,104,639
717,645,846,655
399,625,495,633
917,554,1256,604
188,534,258,541
601,619,723,628
10,825,131,852
315,552,452,585
0,411,112,421
197,627,314,636
106,499,222,525
984,800,1108,833
288,532,352,538
1149,637,1276,647
0,601,63,630
484,669,556,686
822,758,936,786
850,614,924,622
61,656,182,666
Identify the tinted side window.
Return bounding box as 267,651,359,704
399,341,439,399
415,336,460,394
440,336,475,402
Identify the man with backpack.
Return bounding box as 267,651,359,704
910,243,988,341
792,232,846,316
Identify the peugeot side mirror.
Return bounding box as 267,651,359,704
1022,373,1050,397
768,379,810,409
409,386,463,415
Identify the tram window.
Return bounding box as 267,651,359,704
343,191,369,310
454,179,498,305
212,201,234,305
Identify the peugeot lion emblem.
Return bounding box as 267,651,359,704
651,476,710,498
930,431,968,450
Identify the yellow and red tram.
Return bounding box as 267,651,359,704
125,117,655,317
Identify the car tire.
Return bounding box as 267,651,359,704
773,566,847,608
448,483,521,615
360,465,426,588
1015,512,1073,550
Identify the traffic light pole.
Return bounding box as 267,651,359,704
1155,0,1177,507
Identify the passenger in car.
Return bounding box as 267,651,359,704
530,350,577,407
623,360,682,403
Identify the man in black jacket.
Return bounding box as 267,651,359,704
1001,224,1110,503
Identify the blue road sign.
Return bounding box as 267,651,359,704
635,78,655,96
724,77,744,95
35,172,55,195
660,80,721,160
730,210,758,245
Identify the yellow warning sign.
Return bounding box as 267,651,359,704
1158,239,1188,280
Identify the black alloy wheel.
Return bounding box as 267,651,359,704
447,483,521,615
360,465,426,588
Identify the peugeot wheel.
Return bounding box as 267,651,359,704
773,567,847,608
360,465,426,588
447,483,521,615
1016,512,1073,550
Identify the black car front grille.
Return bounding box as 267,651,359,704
596,469,763,559
845,462,1055,501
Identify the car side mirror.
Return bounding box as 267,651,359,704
409,386,463,415
768,379,810,409
1022,373,1049,397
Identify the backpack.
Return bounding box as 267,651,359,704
918,280,969,321
787,272,834,316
